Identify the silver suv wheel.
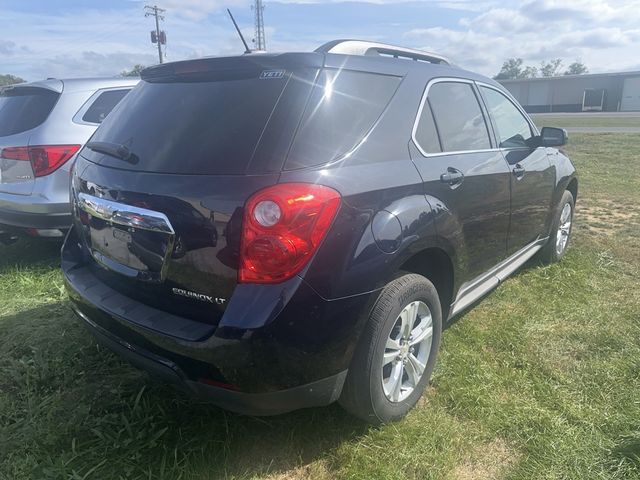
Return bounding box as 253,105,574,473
556,202,572,255
382,300,433,402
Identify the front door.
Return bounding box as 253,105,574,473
479,85,556,255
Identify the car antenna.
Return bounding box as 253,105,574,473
227,9,251,54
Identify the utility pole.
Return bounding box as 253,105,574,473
145,5,166,64
252,0,266,51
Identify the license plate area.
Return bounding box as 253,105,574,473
77,193,175,283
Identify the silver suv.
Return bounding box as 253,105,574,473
0,77,138,242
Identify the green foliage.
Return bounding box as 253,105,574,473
494,58,525,80
533,114,640,129
565,61,589,76
540,58,563,77
494,58,538,80
495,58,589,80
121,64,146,77
0,74,26,86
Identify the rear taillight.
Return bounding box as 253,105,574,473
0,145,81,177
239,183,341,284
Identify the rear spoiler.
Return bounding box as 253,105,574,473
141,53,324,80
2,78,64,94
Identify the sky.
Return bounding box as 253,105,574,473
1,0,639,81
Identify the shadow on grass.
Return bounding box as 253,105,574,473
0,237,62,272
611,432,640,469
0,303,370,479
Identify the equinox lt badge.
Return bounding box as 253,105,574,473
172,287,226,305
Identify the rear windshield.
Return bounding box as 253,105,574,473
84,73,290,175
0,87,60,137
83,67,401,175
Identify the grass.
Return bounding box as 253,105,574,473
1,133,640,479
532,114,640,129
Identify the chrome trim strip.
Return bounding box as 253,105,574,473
411,77,498,158
449,237,548,318
77,193,175,234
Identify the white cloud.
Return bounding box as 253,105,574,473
1,0,639,80
0,6,261,80
405,0,640,76
159,0,249,20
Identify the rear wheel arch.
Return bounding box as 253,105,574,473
399,247,454,321
566,177,578,203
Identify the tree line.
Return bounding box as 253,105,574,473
0,74,25,86
494,58,588,80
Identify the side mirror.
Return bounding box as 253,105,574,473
540,127,568,147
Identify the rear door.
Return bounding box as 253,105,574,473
478,84,555,254
411,78,511,280
0,85,61,195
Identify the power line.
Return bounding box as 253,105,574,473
144,5,166,64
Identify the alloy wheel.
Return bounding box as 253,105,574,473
556,203,572,255
382,300,433,402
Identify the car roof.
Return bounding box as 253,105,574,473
142,40,500,93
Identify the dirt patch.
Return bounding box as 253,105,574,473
450,438,519,480
265,461,332,480
576,198,640,237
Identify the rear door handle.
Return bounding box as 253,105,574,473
512,164,526,179
440,167,464,187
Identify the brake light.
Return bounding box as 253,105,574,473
1,146,30,161
0,145,81,177
239,183,341,284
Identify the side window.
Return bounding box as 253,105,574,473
81,89,130,124
480,86,533,149
414,100,442,153
285,69,401,169
426,82,491,152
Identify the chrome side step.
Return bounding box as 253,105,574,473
449,237,547,318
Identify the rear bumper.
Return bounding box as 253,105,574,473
0,207,71,230
62,226,377,415
75,306,347,415
0,191,71,230
0,175,72,230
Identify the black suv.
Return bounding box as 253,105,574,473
62,40,577,423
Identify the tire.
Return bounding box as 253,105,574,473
538,190,575,264
339,273,442,424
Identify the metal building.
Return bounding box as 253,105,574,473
498,71,640,113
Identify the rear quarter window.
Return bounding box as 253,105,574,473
426,81,491,153
81,89,131,124
0,87,60,137
285,69,401,169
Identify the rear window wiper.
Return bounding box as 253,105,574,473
85,141,138,164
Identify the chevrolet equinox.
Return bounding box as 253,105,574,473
62,40,577,423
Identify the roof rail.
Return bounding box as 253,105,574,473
315,39,451,65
